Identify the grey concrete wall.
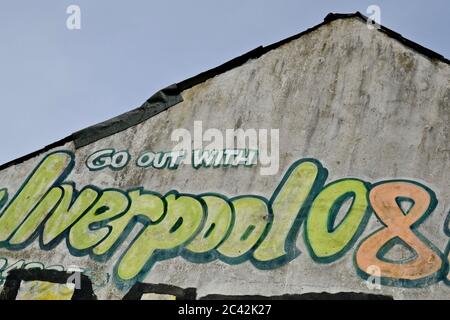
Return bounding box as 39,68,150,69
0,17,448,300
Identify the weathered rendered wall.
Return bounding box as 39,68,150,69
0,17,448,300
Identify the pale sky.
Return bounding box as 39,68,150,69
0,0,448,165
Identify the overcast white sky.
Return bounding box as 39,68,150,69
0,0,448,165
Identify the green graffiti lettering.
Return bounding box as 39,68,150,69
253,160,323,265
93,189,165,256
69,190,129,251
116,193,205,282
184,195,234,256
0,152,72,242
42,185,99,246
9,187,63,245
217,197,269,261
306,179,370,261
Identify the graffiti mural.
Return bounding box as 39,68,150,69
0,150,447,291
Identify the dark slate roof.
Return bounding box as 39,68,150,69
1,12,448,171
